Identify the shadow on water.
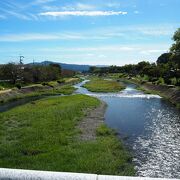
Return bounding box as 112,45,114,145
75,80,180,178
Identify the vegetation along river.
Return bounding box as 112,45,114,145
75,80,180,178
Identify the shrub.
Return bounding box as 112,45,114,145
176,78,180,86
143,75,149,81
171,77,177,85
42,82,48,86
164,77,171,85
57,79,65,84
41,82,54,88
157,77,164,85
0,86,4,91
15,83,21,89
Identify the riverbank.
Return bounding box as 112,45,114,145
0,78,80,104
83,78,125,92
124,78,180,109
0,94,135,175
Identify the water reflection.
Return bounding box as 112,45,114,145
75,80,180,178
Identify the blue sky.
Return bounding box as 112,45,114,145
0,0,179,65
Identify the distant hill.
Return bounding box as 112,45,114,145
28,61,107,72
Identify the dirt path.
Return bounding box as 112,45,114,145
78,101,107,141
0,89,12,94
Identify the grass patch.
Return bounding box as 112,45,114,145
96,124,114,136
83,79,125,93
0,78,79,104
0,95,134,175
54,85,76,95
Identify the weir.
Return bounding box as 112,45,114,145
0,168,179,180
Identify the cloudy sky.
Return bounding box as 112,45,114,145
0,0,179,65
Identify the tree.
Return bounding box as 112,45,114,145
170,28,180,55
157,53,172,64
0,63,20,84
170,28,180,68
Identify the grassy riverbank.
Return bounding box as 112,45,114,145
0,94,134,175
83,78,125,93
0,77,81,104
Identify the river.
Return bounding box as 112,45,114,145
74,80,180,178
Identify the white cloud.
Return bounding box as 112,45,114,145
62,3,96,11
140,49,167,55
134,10,139,14
0,9,35,20
98,54,107,58
0,14,6,19
0,33,60,42
105,3,121,8
7,11,31,20
32,0,56,5
38,45,139,53
39,11,128,17
76,3,95,10
0,32,105,42
1,44,170,65
0,23,177,42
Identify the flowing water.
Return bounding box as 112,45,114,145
74,80,180,178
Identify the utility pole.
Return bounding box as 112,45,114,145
19,55,24,65
19,55,24,83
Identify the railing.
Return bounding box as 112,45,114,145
0,168,179,180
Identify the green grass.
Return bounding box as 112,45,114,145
0,86,74,104
54,85,76,95
0,83,77,104
83,79,125,93
0,77,81,91
0,95,134,175
96,124,114,136
0,82,16,89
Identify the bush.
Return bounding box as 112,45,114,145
119,74,125,78
41,82,54,88
164,77,171,85
41,82,48,86
149,77,158,82
0,86,5,91
171,77,177,85
143,75,149,81
176,79,180,86
57,79,65,84
15,83,21,89
157,77,164,85
140,80,147,84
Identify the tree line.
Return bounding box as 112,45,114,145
90,28,180,86
0,63,62,85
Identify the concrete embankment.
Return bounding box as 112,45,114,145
141,83,180,106
126,79,180,108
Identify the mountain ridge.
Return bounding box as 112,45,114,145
28,61,107,72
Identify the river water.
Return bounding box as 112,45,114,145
74,80,180,178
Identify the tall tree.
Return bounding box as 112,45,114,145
0,63,20,84
170,28,180,68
